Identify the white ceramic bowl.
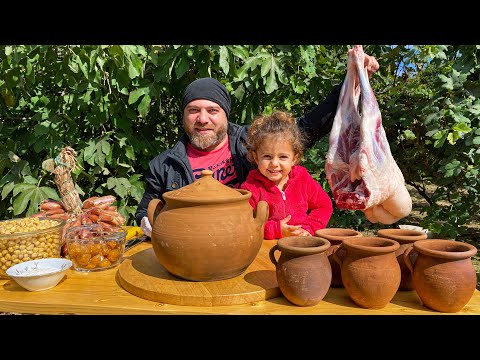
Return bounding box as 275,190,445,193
6,258,72,291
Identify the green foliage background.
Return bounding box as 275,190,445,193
0,45,479,242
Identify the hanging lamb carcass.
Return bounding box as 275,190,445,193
325,45,412,224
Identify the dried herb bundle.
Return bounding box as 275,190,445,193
51,147,83,215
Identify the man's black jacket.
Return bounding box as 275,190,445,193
135,84,342,225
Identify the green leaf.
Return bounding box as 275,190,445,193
95,142,106,168
403,129,416,140
34,123,49,136
128,59,140,79
434,133,447,148
131,53,144,77
83,141,96,160
12,184,58,216
432,130,446,140
68,61,79,73
83,90,92,104
128,87,147,104
23,175,38,185
235,57,261,81
452,122,471,133
265,62,279,95
1,182,15,200
447,131,460,145
125,145,135,160
175,56,190,79
138,94,151,118
101,139,111,156
219,46,229,75
106,177,131,199
275,64,288,85
260,58,272,77
75,55,89,78
443,160,461,177
233,83,245,102
438,74,453,90
473,136,480,145
230,46,249,60
117,163,132,168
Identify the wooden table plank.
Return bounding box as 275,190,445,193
0,240,478,315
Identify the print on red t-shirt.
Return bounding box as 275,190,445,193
187,141,239,188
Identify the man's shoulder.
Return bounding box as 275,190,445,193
228,122,249,137
149,140,187,165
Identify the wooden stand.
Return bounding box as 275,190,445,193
117,241,281,306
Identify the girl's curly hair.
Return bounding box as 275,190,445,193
246,110,305,164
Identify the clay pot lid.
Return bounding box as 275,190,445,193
315,228,363,240
163,169,245,202
377,228,427,241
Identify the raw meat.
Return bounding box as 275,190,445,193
325,45,412,224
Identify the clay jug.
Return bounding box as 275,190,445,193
404,239,478,313
377,228,427,291
269,236,332,307
315,228,363,288
334,236,400,309
147,170,269,282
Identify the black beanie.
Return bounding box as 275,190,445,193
181,78,231,118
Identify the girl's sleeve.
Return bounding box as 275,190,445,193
240,180,281,239
263,220,282,240
240,180,258,211
303,174,333,233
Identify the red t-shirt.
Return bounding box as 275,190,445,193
187,140,239,188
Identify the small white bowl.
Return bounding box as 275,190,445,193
6,258,72,291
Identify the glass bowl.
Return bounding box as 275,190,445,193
0,217,65,279
64,224,127,272
6,258,72,291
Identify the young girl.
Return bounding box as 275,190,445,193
240,110,333,239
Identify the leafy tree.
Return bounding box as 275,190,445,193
0,45,479,244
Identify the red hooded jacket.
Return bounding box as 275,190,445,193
240,165,333,239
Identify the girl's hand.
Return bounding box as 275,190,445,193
280,216,312,237
296,228,312,237
280,215,301,237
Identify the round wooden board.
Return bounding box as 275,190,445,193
117,241,281,306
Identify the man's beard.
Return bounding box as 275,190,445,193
187,123,228,151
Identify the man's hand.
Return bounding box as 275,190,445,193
364,53,379,78
140,216,152,237
349,45,380,88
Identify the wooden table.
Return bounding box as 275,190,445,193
0,240,479,315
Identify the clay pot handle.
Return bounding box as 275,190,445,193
332,246,343,266
147,198,164,229
403,245,415,274
269,244,279,266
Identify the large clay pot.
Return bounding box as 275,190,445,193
147,170,269,282
315,228,363,288
334,236,401,309
377,228,427,291
269,236,332,306
404,239,478,313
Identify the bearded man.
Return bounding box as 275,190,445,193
135,52,379,233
